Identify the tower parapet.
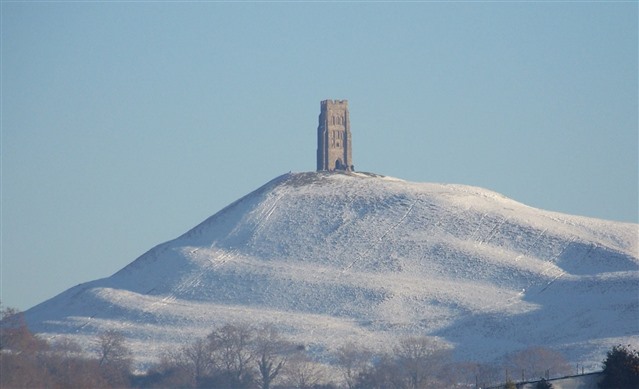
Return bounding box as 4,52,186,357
316,99,353,171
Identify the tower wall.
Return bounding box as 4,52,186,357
316,99,353,171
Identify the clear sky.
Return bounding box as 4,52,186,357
2,2,637,311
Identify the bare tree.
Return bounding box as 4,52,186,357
505,346,571,381
475,362,503,388
0,304,53,388
254,324,288,389
146,348,194,388
353,353,403,389
47,337,109,389
95,329,132,387
96,330,131,367
208,323,255,387
336,343,372,389
52,336,83,356
0,304,47,354
182,337,214,385
284,352,325,389
48,337,81,381
394,336,440,389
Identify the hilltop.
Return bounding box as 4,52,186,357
24,172,639,369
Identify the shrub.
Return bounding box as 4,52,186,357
599,344,639,389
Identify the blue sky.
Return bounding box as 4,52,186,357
2,2,637,311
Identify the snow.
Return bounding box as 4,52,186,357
24,171,639,370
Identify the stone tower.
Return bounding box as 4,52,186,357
316,99,353,171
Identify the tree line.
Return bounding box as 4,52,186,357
1,305,637,388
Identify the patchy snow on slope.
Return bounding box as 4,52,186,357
25,172,638,370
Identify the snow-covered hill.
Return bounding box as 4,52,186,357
24,172,638,369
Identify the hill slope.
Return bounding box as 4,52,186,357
25,172,639,369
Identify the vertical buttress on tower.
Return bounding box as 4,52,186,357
316,99,353,172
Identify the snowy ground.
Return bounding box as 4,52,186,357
25,172,639,370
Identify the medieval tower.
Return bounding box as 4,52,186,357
316,99,353,171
